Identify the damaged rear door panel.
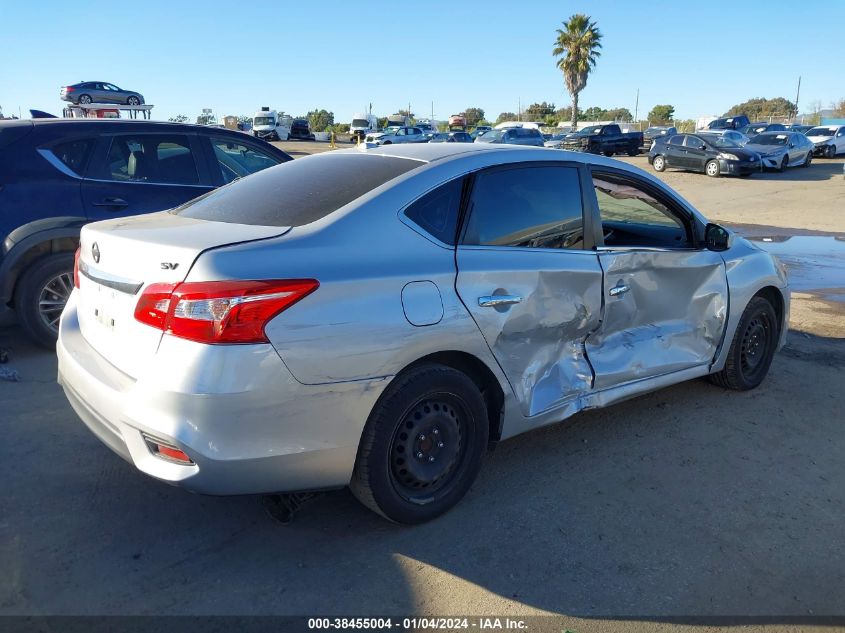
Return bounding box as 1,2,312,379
455,163,603,417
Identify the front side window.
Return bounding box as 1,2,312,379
404,177,464,244
462,166,584,249
593,174,690,248
105,135,199,184
211,137,281,183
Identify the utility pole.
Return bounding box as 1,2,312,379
634,88,639,123
794,76,801,121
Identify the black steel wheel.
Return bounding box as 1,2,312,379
351,364,488,524
710,296,779,390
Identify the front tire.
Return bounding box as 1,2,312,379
705,159,720,177
351,364,489,524
710,296,779,391
778,155,788,172
652,155,666,172
127,96,140,106
803,152,812,168
827,145,836,158
16,252,76,348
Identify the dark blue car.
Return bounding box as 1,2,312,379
0,118,291,346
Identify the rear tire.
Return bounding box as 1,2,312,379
351,364,489,524
603,151,614,157
78,94,92,105
16,253,76,348
710,296,778,391
652,155,666,172
705,159,720,177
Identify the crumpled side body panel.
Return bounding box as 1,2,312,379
586,249,728,389
455,248,603,416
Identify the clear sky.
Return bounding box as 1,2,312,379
2,0,843,124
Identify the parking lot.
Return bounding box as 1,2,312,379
1,147,844,629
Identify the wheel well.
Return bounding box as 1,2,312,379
7,238,78,304
754,286,785,333
407,351,506,447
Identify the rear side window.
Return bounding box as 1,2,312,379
668,135,685,145
51,139,94,175
462,166,584,249
105,135,199,185
404,177,464,244
174,153,422,227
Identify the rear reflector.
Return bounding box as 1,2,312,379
134,279,319,344
73,247,81,289
143,434,194,464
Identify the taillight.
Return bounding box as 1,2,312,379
65,86,75,92
134,279,318,344
73,247,81,288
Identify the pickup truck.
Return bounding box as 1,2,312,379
561,124,643,156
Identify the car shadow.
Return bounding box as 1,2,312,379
751,159,844,182
2,328,844,621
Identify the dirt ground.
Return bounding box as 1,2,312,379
1,143,843,631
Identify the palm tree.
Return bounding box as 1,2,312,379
552,14,603,128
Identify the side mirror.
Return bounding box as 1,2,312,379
705,223,730,252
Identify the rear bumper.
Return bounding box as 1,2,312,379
57,293,384,495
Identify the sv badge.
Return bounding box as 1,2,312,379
160,262,179,270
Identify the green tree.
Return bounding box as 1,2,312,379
496,112,517,124
605,107,633,121
724,97,796,119
524,101,556,121
377,117,389,130
169,114,189,123
582,106,607,121
552,14,603,128
461,107,485,127
554,106,578,123
647,105,675,124
307,109,334,132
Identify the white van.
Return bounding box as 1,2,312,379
350,113,378,141
252,107,292,141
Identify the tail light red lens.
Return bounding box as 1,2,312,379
73,247,81,288
134,279,318,344
65,86,75,92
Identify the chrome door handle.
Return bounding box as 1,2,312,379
478,295,522,307
609,284,630,297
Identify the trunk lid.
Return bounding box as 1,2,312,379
76,211,289,377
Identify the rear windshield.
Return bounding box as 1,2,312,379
172,153,422,226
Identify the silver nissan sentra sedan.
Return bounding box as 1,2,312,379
57,143,789,524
